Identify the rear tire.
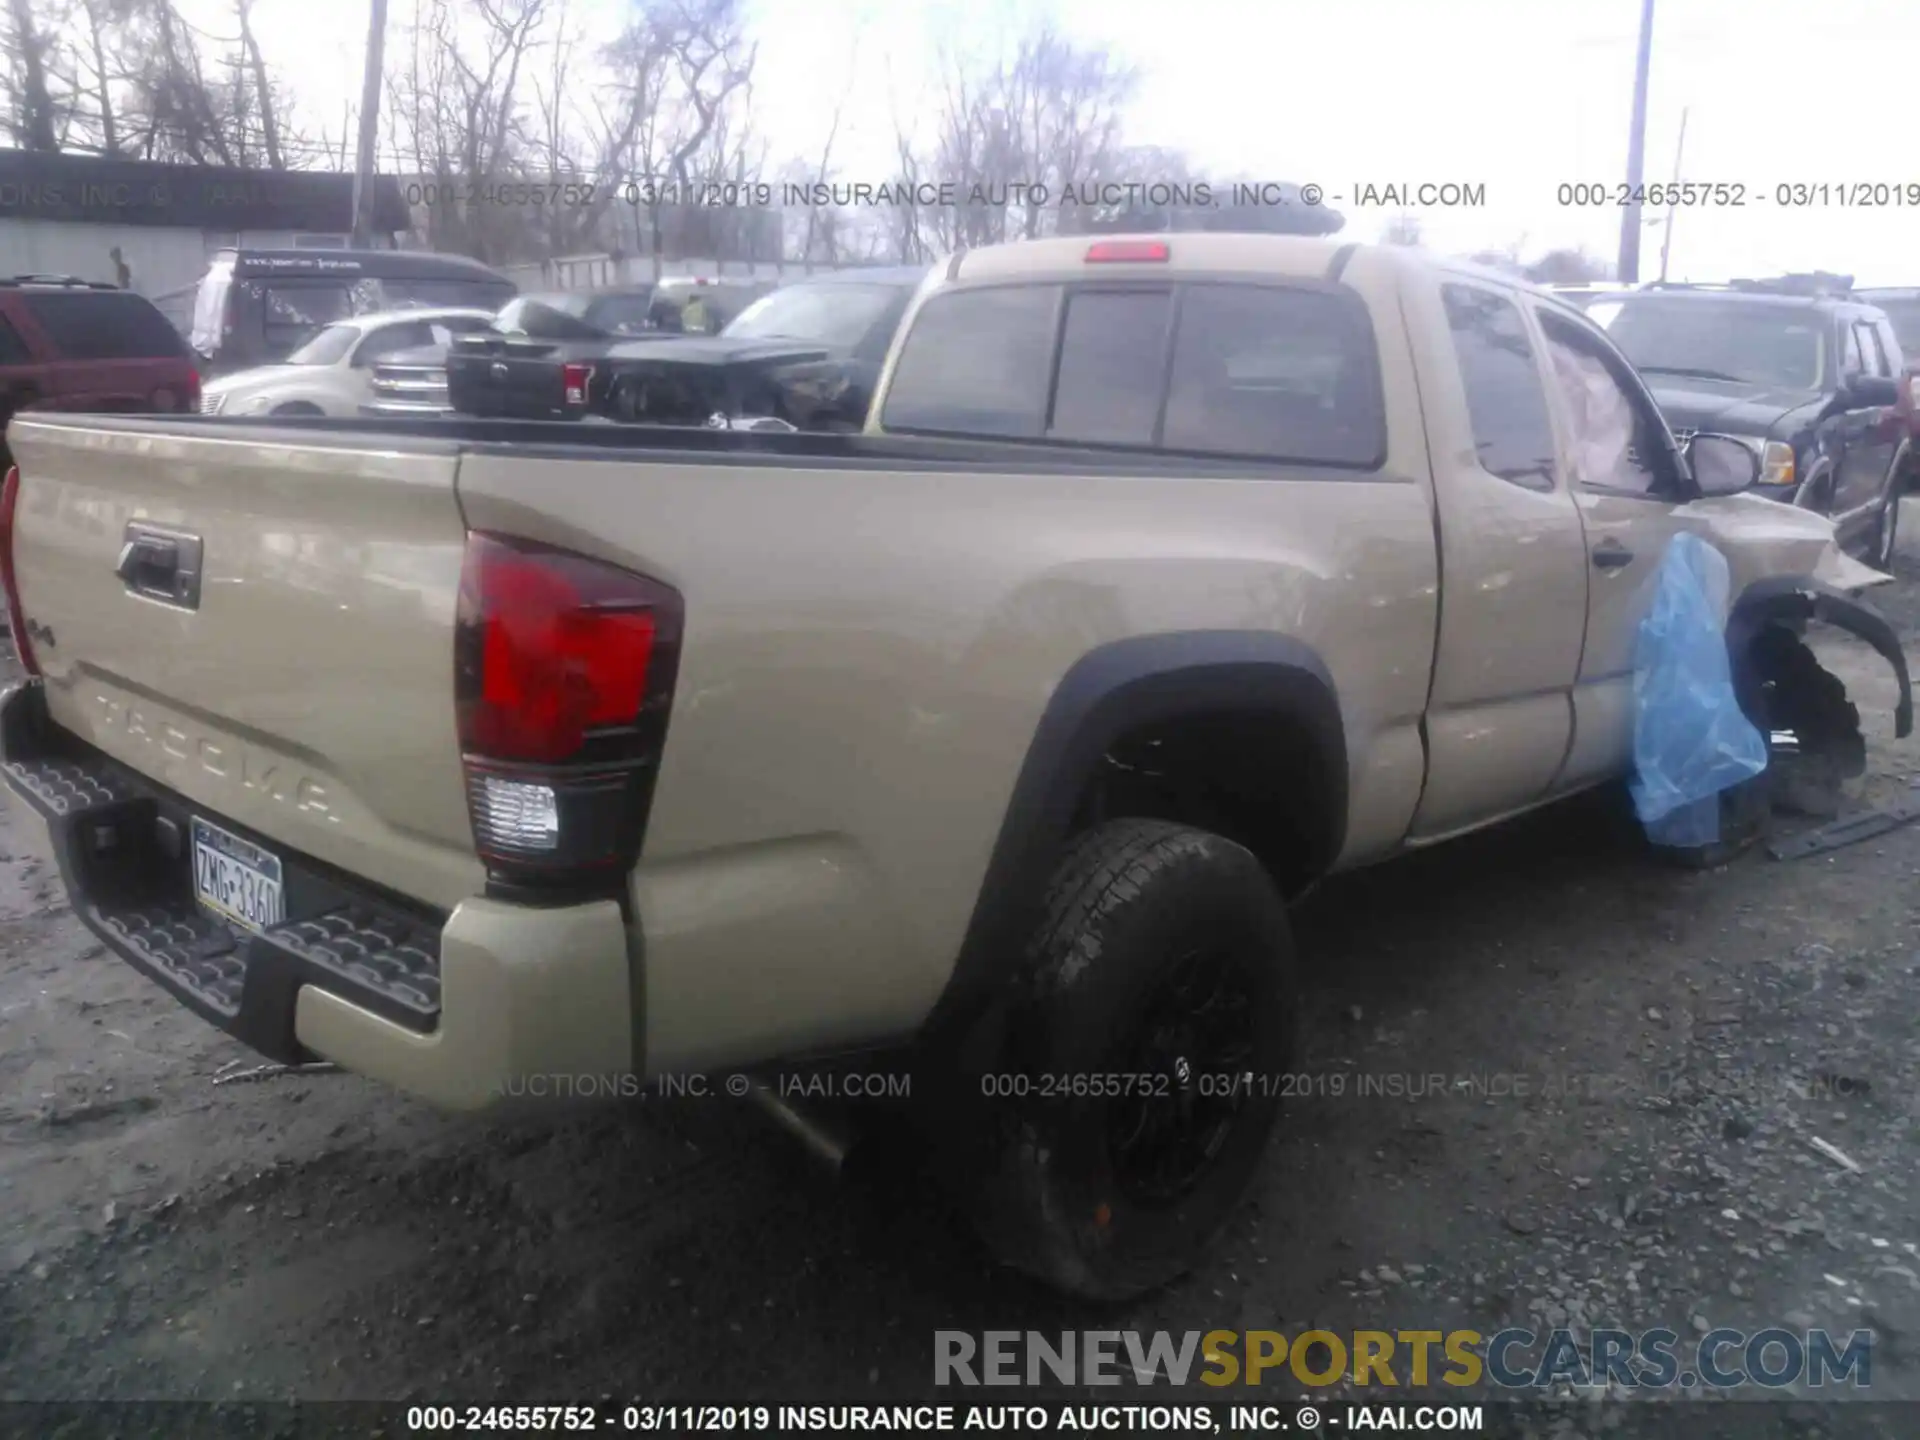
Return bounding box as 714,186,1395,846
965,819,1298,1300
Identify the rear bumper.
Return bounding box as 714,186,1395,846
0,680,635,1110
359,400,453,418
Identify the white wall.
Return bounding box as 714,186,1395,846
0,220,385,340
0,220,208,294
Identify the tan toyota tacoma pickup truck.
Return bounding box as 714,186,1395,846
0,233,1910,1301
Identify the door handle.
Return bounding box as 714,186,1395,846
116,522,202,609
1591,539,1635,570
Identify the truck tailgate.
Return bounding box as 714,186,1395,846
5,416,482,912
445,339,573,420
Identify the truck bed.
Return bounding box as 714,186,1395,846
2,405,1440,1078
91,411,1372,479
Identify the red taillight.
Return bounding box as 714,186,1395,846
561,362,594,408
455,533,682,883
463,540,656,763
0,466,38,675
1086,240,1170,264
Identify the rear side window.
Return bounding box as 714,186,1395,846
1876,318,1906,373
1442,283,1558,491
884,280,1385,467
263,283,352,347
1841,323,1870,376
0,315,32,365
1854,321,1891,377
882,285,1059,438
21,292,186,360
1873,298,1920,359
1160,285,1384,466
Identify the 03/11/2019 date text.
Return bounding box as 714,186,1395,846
406,1405,779,1432
1556,181,1919,207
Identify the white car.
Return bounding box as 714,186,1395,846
198,307,498,417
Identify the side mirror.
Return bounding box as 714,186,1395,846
1846,374,1903,409
1688,432,1761,497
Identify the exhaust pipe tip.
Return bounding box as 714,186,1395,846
741,1078,911,1186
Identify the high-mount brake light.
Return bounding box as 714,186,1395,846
0,466,38,675
1085,240,1170,264
455,533,682,890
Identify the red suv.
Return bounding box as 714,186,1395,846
1859,288,1920,453
0,277,201,445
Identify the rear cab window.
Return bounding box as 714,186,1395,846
21,291,188,360
881,278,1386,468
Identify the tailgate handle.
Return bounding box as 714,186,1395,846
116,524,203,610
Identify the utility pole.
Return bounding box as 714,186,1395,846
1616,0,1657,283
1657,106,1689,282
348,0,388,248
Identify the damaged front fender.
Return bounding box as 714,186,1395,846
1729,575,1913,739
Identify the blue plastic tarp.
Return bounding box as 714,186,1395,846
1627,532,1769,848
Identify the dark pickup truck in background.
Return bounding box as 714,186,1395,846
1578,276,1912,568
363,289,660,418
444,267,927,430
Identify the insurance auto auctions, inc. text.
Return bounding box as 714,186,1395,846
628,180,1488,210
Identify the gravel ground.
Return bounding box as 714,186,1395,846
5,536,1920,1432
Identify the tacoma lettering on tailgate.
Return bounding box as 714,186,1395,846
89,692,336,821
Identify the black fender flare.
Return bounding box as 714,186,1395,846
916,631,1347,1064
1727,576,1912,739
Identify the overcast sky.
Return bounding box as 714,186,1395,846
187,0,1919,283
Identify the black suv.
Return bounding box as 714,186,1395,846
1578,275,1909,565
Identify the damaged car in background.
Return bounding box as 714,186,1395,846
1582,274,1913,569
361,291,659,419
444,266,928,430
0,235,1910,1304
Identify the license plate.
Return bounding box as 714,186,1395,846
191,817,284,933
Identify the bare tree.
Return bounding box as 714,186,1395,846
792,38,856,270
1382,212,1423,246
884,19,1144,256
3,0,67,150
598,0,760,273
72,0,124,154
1467,241,1525,275
1525,247,1612,284
389,0,550,260
234,0,281,168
